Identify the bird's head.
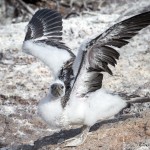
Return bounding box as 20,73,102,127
50,80,65,99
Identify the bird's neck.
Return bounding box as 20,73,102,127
49,93,57,101
23,41,72,77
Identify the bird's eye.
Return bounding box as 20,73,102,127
51,84,56,89
60,85,64,89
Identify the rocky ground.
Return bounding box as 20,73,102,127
0,1,150,150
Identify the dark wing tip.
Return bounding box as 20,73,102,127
25,9,63,41
88,10,150,77
72,11,150,95
85,72,103,93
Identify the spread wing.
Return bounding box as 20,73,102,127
24,9,71,51
74,11,150,94
88,11,150,75
25,9,62,41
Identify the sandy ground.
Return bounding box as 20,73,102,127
0,1,150,150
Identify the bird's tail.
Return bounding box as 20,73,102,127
116,97,150,117
127,97,150,104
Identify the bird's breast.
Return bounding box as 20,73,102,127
38,96,64,129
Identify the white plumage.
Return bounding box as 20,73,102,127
63,89,126,126
38,94,63,129
38,84,126,129
23,40,71,77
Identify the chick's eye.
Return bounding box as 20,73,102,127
60,85,64,89
51,85,55,89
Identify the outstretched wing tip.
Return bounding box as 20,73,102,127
24,9,63,41
82,10,150,93
88,10,150,77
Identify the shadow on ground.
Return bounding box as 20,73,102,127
9,114,139,150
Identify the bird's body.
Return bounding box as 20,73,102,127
38,88,126,128
23,9,150,146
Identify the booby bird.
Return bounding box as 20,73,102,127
37,10,150,147
22,9,75,79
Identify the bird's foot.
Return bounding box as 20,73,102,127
65,136,86,147
64,125,90,147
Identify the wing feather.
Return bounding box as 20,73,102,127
85,72,103,93
24,9,75,56
24,9,62,41
88,11,150,75
74,11,150,94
